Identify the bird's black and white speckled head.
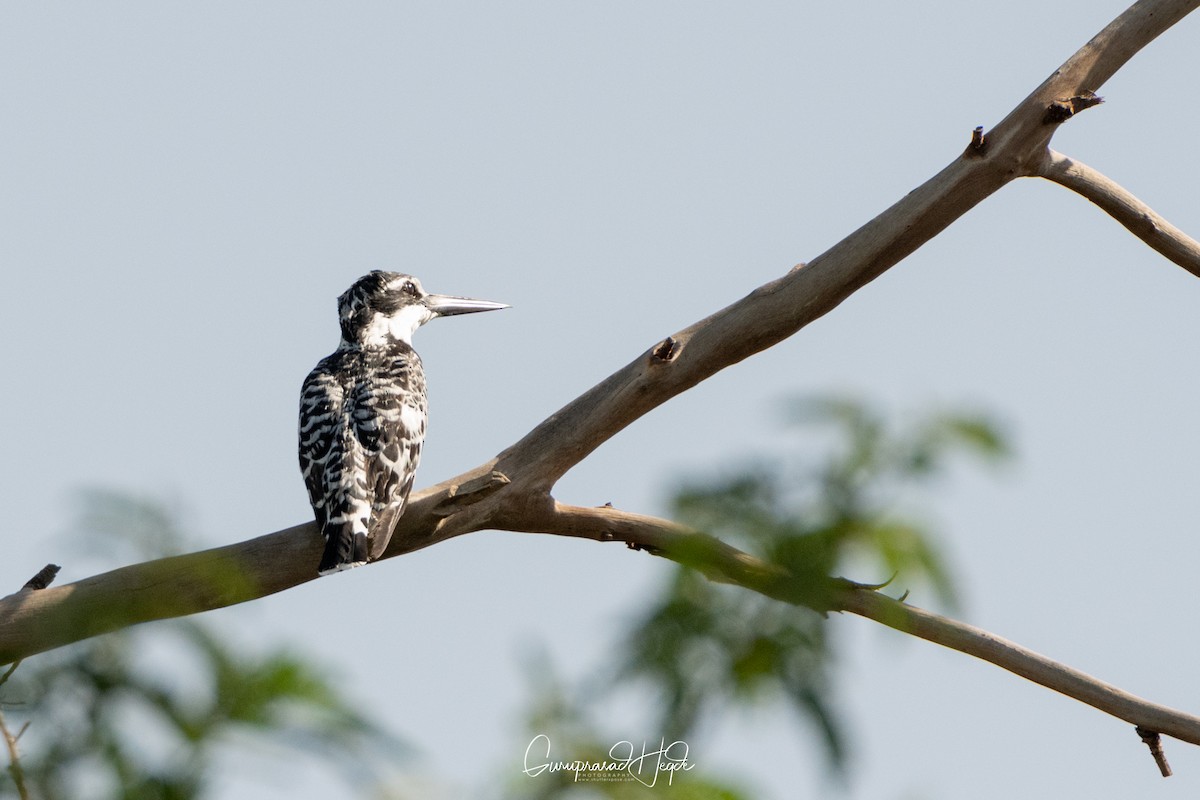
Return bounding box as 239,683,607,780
336,270,508,347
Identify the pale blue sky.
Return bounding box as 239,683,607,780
3,2,1199,798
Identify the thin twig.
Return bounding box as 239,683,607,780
1137,726,1173,776
839,590,1200,749
1034,149,1200,278
0,710,28,800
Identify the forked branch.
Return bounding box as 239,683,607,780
1034,149,1200,277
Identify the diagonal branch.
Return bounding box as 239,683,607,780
1033,149,1200,277
432,0,1200,500
837,591,1200,749
509,503,1200,751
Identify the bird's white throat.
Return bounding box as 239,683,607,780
362,304,434,346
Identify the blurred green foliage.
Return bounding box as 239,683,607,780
613,396,1006,770
0,491,402,800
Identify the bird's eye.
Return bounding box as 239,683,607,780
401,281,418,296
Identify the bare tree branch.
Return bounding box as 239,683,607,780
1138,726,1174,777
503,503,1200,755
1034,149,1200,277
837,590,1200,748
1,5,1197,771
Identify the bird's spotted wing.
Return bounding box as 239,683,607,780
354,355,427,561
300,355,373,574
298,360,343,533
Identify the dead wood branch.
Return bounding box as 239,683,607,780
1034,149,1200,277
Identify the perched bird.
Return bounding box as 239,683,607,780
299,271,507,575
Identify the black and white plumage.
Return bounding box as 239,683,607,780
299,271,507,575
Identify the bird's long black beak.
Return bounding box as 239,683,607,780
425,294,510,317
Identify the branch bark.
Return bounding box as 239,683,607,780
1033,149,1200,277
838,590,1200,748
2,0,1198,763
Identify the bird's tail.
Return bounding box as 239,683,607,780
317,519,370,575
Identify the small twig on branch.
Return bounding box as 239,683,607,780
967,126,987,155
1033,149,1200,278
1043,90,1104,124
21,565,59,592
837,588,1200,753
1137,726,1173,776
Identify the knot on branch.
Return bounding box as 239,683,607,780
22,564,60,591
651,336,680,363
626,540,664,555
431,471,511,517
1043,91,1103,124
965,126,987,157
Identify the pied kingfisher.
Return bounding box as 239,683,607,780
299,271,507,575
